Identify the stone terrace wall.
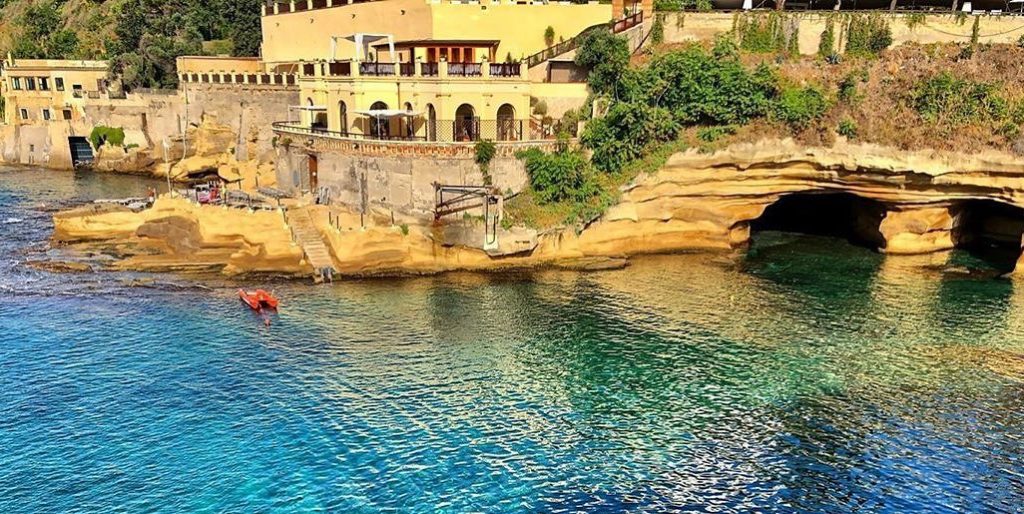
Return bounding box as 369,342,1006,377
181,83,299,163
661,12,1024,56
275,138,564,215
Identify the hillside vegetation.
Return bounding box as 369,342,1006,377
507,15,1024,229
0,0,261,89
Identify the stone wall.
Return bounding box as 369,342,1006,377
660,12,1024,56
0,83,298,173
275,138,565,215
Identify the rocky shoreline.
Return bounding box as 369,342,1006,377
48,140,1024,280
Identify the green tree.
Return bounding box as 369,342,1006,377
574,30,631,96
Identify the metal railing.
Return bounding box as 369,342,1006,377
274,118,542,143
359,62,395,76
489,62,522,77
448,62,482,77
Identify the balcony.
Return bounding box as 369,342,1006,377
304,59,525,81
273,117,569,145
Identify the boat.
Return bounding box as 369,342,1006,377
238,289,280,311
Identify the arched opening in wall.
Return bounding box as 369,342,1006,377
953,200,1024,274
370,100,389,139
338,101,348,136
497,103,518,141
426,104,437,142
455,103,478,142
404,101,415,139
750,192,888,250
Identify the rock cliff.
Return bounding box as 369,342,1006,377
50,140,1024,278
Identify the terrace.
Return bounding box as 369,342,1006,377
298,58,524,80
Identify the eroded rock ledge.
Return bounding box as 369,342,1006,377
50,139,1024,278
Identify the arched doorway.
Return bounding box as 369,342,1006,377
497,103,517,141
338,101,348,136
426,104,437,142
369,101,389,139
455,103,478,142
404,101,415,139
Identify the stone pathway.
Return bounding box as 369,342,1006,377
287,207,335,282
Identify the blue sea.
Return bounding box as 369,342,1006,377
1,167,1022,513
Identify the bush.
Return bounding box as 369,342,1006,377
838,117,858,139
474,140,497,185
845,14,892,58
838,69,867,103
772,86,829,129
697,125,736,143
582,102,681,173
516,147,599,204
89,126,127,149
651,14,665,45
818,18,835,59
912,72,1008,126
736,12,798,56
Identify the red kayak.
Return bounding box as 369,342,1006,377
238,289,280,311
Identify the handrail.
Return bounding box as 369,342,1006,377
524,18,621,69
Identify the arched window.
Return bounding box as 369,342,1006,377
339,101,348,136
455,103,477,142
404,102,415,139
497,103,517,141
370,101,389,139
426,104,437,142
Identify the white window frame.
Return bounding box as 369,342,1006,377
41,109,51,121
19,108,29,120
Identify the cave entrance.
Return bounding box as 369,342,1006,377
954,200,1024,273
750,192,887,249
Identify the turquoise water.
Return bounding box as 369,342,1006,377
1,167,1023,513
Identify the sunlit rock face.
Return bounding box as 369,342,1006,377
577,139,1024,272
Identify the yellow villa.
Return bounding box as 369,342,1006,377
1,58,112,125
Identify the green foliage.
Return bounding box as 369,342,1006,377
970,15,981,48
544,26,555,47
399,223,409,236
12,2,79,59
838,69,867,103
474,140,497,185
905,13,927,31
1017,34,1024,48
582,102,680,173
912,73,1008,126
818,18,835,59
845,14,892,58
772,85,830,129
652,14,665,45
735,12,798,56
574,30,631,96
581,44,777,172
516,147,599,204
838,117,858,139
697,125,736,143
89,126,127,149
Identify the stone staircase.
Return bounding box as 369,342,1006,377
286,207,335,283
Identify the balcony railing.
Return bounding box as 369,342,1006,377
300,60,523,80
359,62,395,76
448,63,482,77
274,118,560,143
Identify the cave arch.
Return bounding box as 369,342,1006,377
750,192,888,249
953,200,1024,273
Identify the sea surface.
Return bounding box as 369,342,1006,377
1,166,1023,513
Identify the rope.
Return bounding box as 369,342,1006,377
922,20,1024,39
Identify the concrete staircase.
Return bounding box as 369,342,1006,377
287,207,335,283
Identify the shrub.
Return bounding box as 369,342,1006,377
818,18,835,59
772,86,829,129
697,125,736,143
845,14,892,58
652,14,665,45
912,72,1008,125
399,223,409,236
474,140,497,185
582,101,681,173
516,147,599,204
1017,34,1024,48
838,117,858,139
544,26,556,47
838,70,867,103
736,12,798,56
89,126,127,149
